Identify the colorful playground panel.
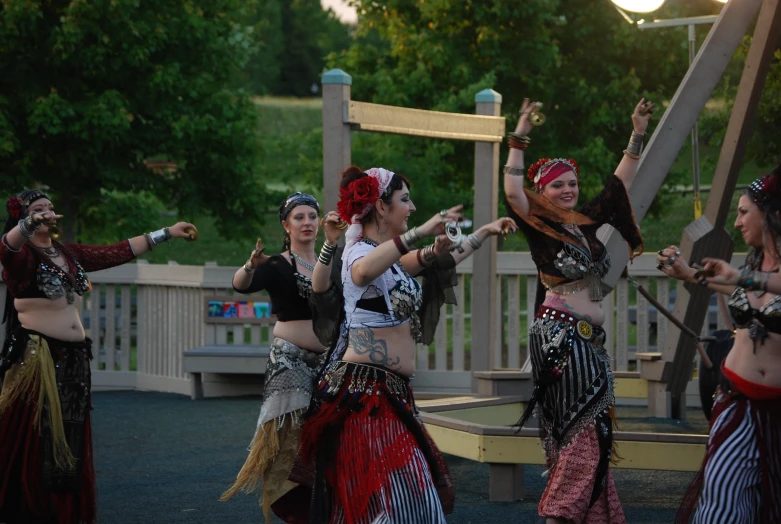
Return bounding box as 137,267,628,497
205,297,273,323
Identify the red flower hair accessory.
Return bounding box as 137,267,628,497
527,158,579,188
338,176,380,223
6,196,24,221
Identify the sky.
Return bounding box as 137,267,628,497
321,0,358,23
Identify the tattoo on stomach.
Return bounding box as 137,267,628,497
350,328,401,368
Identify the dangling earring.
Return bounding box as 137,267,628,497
376,214,389,235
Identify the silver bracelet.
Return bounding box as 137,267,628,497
626,131,645,157
148,228,171,246
243,260,256,274
401,226,421,249
18,219,35,238
467,234,482,250
503,165,525,177
1,233,21,252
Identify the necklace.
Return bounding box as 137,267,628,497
290,251,315,271
43,245,59,257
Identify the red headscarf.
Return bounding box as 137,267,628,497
527,158,579,190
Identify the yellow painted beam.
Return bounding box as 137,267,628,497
427,425,706,472
425,424,483,461
614,377,649,399
347,101,506,143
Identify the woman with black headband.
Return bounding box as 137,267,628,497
221,192,328,523
657,169,781,523
0,189,196,523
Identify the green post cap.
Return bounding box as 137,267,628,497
322,69,352,85
475,89,502,103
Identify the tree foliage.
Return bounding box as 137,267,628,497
0,0,277,242
328,0,723,221
243,0,352,96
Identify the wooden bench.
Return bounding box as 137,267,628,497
183,295,276,399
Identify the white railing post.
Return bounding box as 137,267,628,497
322,69,352,212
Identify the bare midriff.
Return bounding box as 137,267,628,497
725,330,781,388
273,320,327,353
16,296,86,341
343,323,415,377
541,282,605,326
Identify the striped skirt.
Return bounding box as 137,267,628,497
677,366,781,523
520,308,625,523
291,361,453,524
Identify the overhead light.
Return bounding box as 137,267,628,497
610,0,666,13
713,0,728,3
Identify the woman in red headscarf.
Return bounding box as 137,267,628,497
504,98,653,524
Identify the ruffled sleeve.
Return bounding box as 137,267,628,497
309,246,345,347
418,253,458,346
578,175,644,259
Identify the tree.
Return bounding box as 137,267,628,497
327,0,721,223
0,0,278,242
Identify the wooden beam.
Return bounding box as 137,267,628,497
471,90,503,390
599,0,763,288
346,101,505,142
322,69,353,212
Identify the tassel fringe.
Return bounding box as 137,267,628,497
0,334,75,470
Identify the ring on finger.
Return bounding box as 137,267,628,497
669,256,676,264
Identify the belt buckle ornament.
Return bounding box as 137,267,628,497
576,320,593,340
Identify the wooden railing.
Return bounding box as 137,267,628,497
0,252,744,397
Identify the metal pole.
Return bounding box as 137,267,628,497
689,24,702,219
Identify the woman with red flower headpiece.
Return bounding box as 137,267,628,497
289,166,517,523
0,189,196,523
503,98,653,523
654,166,781,523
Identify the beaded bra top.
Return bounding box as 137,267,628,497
728,287,781,344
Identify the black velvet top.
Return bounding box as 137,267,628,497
234,254,312,322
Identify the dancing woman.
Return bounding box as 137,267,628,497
504,98,652,523
0,189,196,523
220,192,327,522
293,167,516,523
657,170,781,523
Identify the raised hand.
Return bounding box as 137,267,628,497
515,98,543,136
248,238,269,268
321,211,347,245
31,210,63,227
419,205,465,238
701,258,740,286
632,98,655,135
655,245,694,282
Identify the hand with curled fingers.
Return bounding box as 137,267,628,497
247,238,269,269
632,98,655,135
478,217,518,239
700,258,740,286
655,245,694,282
31,210,64,227
321,211,347,245
433,235,452,257
168,221,199,241
515,98,543,136
419,205,465,238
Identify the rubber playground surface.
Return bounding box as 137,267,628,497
93,391,707,523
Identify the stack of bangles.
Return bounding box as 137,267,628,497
17,215,40,238
623,131,645,160
507,132,531,151
416,244,437,267
318,241,337,265
736,267,772,292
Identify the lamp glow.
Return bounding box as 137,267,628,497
713,0,728,3
610,0,666,13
